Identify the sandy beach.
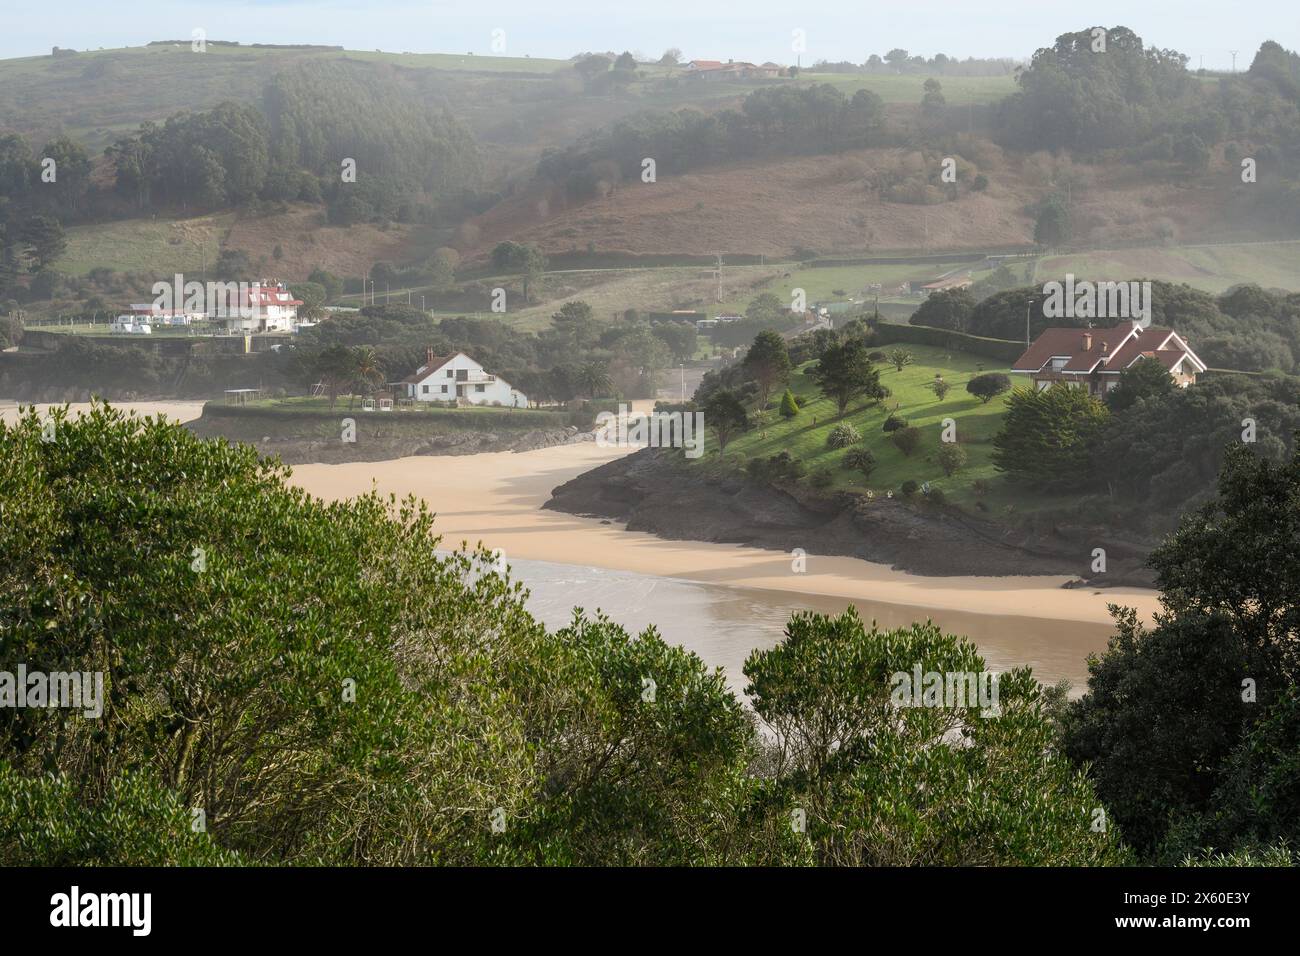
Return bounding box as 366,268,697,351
287,441,1160,628
0,400,207,425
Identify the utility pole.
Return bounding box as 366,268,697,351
715,253,723,301
1230,50,1238,73
680,364,685,402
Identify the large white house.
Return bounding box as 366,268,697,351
1011,321,1207,397
213,280,303,333
397,350,528,407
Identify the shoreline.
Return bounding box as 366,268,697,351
286,441,1159,628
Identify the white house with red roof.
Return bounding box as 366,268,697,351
1011,321,1206,397
396,349,528,407
213,280,303,333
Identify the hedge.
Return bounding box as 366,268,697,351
870,322,1024,364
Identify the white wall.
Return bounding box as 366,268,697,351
411,353,528,407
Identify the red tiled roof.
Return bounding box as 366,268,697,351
1013,322,1140,373
402,353,455,384
1013,322,1205,377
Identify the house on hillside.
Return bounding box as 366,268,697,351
920,273,974,295
1011,321,1206,397
685,59,778,80
396,349,529,407
213,280,303,333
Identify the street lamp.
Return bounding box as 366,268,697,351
1025,296,1041,349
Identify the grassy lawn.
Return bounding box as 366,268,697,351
56,213,234,276
795,71,1017,106
700,343,1057,514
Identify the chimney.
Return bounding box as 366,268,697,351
1082,332,1092,351
426,346,435,367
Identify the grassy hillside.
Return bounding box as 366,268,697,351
702,343,1038,512
1034,240,1300,293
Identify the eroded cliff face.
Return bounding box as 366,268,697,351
544,447,1157,584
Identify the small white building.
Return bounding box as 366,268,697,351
111,315,152,334
397,349,528,407
127,304,203,326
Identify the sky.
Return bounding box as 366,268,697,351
0,0,1296,70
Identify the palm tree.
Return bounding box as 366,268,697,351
315,345,355,410
574,360,613,399
348,346,384,411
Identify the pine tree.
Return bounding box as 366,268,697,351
779,388,799,419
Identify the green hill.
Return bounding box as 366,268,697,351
704,343,1024,509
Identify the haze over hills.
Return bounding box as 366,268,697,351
3,27,1300,328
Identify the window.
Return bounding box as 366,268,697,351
421,385,429,394
475,384,485,393
456,369,469,382
446,369,453,377
441,385,448,393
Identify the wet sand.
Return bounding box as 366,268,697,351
287,442,1158,629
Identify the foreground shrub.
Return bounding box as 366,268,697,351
826,422,862,449
842,447,877,479
743,608,1130,866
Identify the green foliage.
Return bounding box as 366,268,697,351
1062,443,1300,861
826,422,862,449
1033,196,1072,246
928,376,951,400
746,451,806,483
810,338,885,415
1092,374,1300,511
966,372,1012,403
1105,356,1176,411
900,479,920,497
778,388,800,419
0,404,777,866
910,287,975,333
886,347,914,372
20,215,66,270
743,609,1128,865
743,330,793,406
263,59,480,202
841,446,876,479
996,26,1194,154
107,102,271,210
936,442,968,476
992,386,1108,487
892,425,922,456
882,413,907,432
702,388,749,452
809,466,835,489
0,764,242,866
